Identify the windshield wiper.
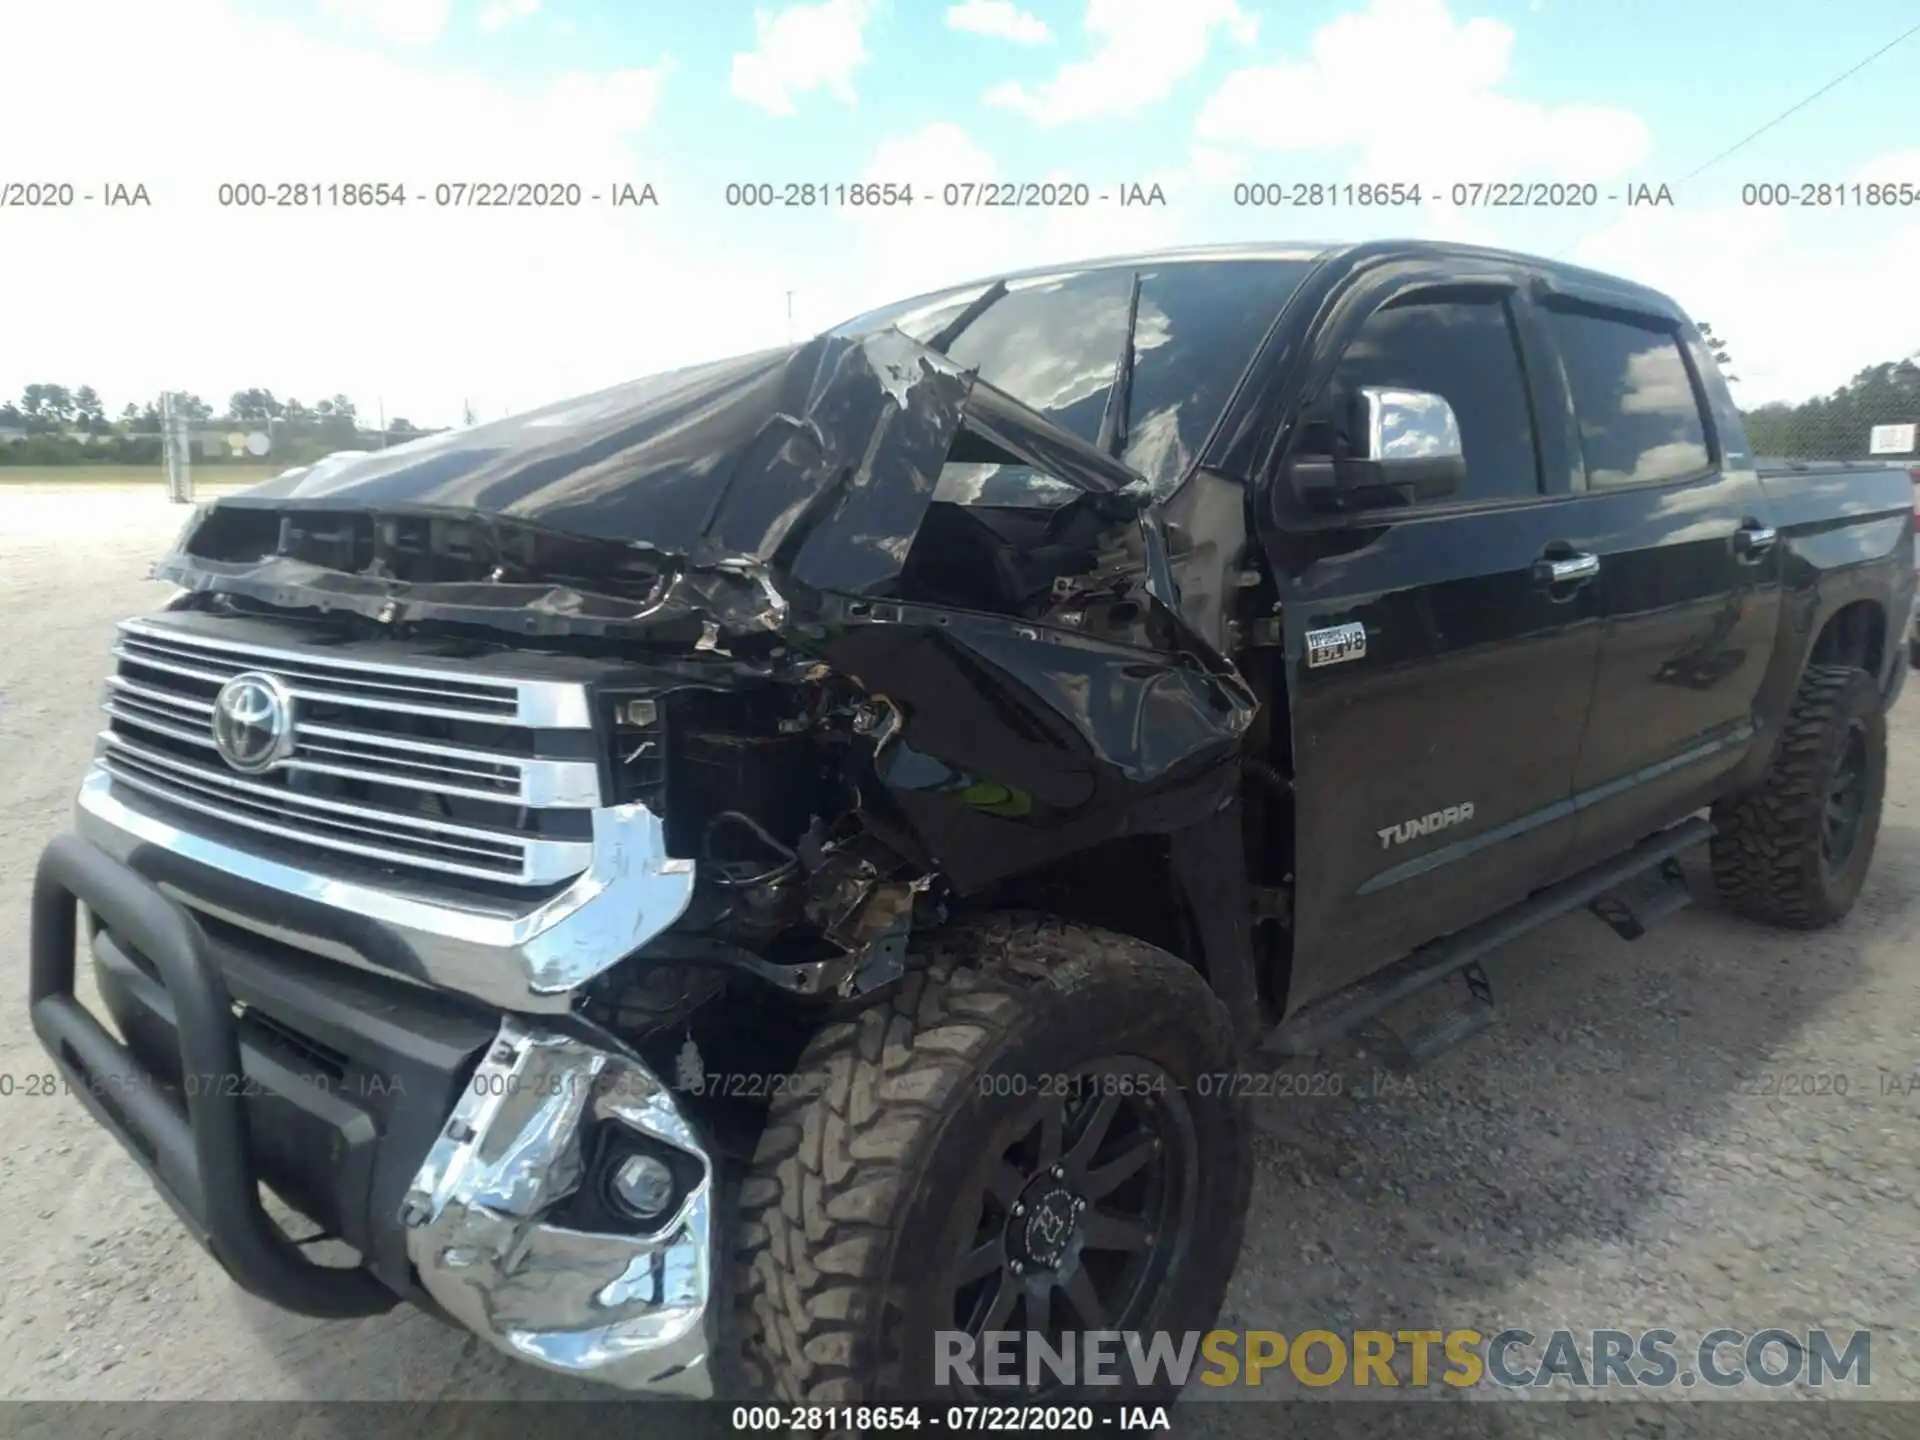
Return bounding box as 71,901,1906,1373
925,278,1008,354
1094,271,1142,459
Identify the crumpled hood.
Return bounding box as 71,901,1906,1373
179,330,1142,606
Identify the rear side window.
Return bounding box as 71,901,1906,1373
1549,309,1711,487
1320,293,1542,504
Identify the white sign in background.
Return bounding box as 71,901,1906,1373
1868,423,1917,455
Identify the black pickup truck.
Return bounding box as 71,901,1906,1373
27,240,1916,1406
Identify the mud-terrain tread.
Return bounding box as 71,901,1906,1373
731,912,1230,1405
1710,664,1885,929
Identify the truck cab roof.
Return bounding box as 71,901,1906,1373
844,238,1691,335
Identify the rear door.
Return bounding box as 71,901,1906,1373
1536,302,1783,867
1260,270,1605,1011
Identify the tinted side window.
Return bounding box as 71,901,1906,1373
1549,309,1711,487
1322,294,1541,503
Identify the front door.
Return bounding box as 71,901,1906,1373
1259,278,1605,1012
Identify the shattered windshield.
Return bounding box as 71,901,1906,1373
833,257,1319,497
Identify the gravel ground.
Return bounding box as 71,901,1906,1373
0,487,1914,1438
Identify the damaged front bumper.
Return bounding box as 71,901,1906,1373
403,1018,715,1395
28,834,720,1396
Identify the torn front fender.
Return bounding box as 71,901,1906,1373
811,600,1256,894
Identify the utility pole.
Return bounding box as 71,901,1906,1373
161,391,175,498
377,396,387,448
161,391,192,503
786,290,794,345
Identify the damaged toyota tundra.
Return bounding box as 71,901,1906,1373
29,242,1916,1406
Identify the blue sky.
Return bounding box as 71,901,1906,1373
421,0,1915,206
5,0,1916,423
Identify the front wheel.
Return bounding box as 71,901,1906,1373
1711,664,1887,928
733,914,1251,1405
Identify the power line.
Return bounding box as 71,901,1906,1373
1550,17,1920,262
1676,18,1920,183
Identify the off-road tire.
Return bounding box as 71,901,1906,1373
732,913,1251,1405
1711,664,1886,928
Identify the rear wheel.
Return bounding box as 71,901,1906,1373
1711,664,1887,928
733,913,1251,1405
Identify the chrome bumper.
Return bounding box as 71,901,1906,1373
72,762,698,1014
65,766,719,1394
402,1018,717,1396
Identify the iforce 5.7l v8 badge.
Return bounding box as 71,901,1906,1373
1305,621,1367,669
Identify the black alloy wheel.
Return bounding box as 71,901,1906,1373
948,1059,1194,1388
1712,664,1888,929
1819,719,1871,873
734,915,1252,1407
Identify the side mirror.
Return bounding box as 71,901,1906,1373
1285,387,1466,511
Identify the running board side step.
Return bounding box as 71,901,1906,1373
1588,856,1693,939
1261,816,1713,1068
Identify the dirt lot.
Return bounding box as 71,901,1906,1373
0,486,1915,1437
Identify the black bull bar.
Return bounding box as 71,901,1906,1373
28,832,394,1318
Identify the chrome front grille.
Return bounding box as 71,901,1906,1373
97,616,605,887
111,623,588,725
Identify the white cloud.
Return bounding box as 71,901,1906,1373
730,0,876,116
945,0,1050,44
1857,150,1920,186
987,0,1258,126
545,66,671,132
1405,207,1501,248
1185,144,1245,187
1196,0,1650,182
321,0,451,46
864,120,1002,188
0,0,722,428
477,0,540,33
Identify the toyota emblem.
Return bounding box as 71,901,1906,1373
211,671,296,773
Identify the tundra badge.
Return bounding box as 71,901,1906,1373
1379,802,1476,849
1305,621,1367,669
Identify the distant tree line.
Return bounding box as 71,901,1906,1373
1682,329,1916,461
1740,356,1920,462
0,384,436,467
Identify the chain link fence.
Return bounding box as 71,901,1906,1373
1,392,490,501
148,398,455,503
1738,358,1920,465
